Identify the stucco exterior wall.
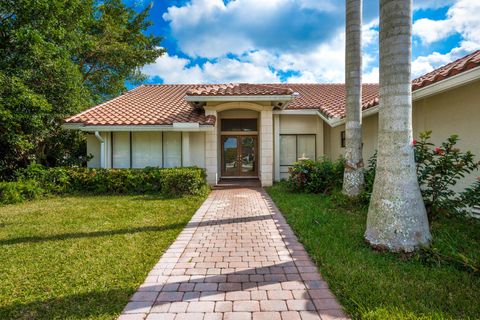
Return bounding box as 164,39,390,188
328,114,378,162
413,81,480,190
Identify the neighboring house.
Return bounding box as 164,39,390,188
64,50,480,189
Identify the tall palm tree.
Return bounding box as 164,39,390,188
343,0,364,196
365,0,430,252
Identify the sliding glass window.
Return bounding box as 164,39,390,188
279,134,316,166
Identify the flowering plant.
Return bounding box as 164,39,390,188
363,131,479,220
414,131,479,219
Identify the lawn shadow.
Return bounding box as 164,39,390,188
0,224,186,246
0,287,134,320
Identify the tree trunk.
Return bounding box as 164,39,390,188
343,0,364,197
365,0,430,252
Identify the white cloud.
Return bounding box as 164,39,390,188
411,0,480,77
363,67,379,83
142,53,280,84
144,0,478,85
142,53,204,83
412,42,479,78
162,0,346,58
413,0,480,44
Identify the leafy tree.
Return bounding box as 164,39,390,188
0,0,165,178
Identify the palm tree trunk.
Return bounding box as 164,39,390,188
343,0,364,197
365,0,430,252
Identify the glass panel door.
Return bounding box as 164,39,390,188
240,136,256,175
223,136,238,176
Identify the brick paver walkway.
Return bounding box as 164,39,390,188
119,188,348,320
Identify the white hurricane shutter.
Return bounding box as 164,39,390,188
280,135,297,165
297,135,316,161
112,132,130,168
164,132,182,168
132,132,162,168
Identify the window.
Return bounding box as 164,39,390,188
340,131,346,148
280,134,316,166
221,119,257,132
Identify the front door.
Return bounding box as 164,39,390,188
222,135,257,177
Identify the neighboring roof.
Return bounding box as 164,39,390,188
65,50,480,127
186,83,293,96
65,84,216,126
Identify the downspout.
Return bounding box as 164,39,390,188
94,131,106,168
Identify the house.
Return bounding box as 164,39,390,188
64,50,480,189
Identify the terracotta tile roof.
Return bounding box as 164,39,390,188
65,84,216,126
65,50,480,126
186,83,294,96
265,83,379,118
412,50,480,91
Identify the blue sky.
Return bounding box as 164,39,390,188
125,0,480,85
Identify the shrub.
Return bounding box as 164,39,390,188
2,165,208,204
362,132,479,219
0,180,44,204
414,131,479,218
287,157,345,194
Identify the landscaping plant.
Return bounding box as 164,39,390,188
364,131,479,219
287,157,345,194
414,131,479,219
0,165,208,204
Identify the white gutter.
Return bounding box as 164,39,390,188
63,123,214,132
94,131,106,168
185,95,293,102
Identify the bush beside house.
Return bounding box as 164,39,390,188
0,165,208,204
287,132,480,218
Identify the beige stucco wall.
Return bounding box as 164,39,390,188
325,80,480,191
413,81,480,190
328,114,378,162
278,115,324,180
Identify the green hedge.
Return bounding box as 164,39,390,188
0,165,208,205
286,157,345,194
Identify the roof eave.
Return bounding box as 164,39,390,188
185,94,293,102
62,123,215,132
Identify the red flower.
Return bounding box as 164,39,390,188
435,147,444,155
412,139,417,146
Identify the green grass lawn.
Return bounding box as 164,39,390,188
0,193,207,320
267,183,480,320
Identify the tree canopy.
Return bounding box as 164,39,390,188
0,0,165,178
